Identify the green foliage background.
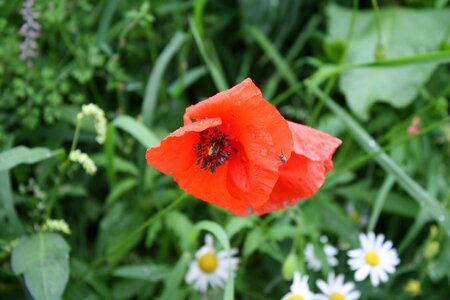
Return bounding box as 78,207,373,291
1,0,450,299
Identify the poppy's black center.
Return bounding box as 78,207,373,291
194,128,236,173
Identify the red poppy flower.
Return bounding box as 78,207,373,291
146,78,341,216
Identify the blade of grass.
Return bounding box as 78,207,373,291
367,175,395,232
113,115,159,148
141,32,187,127
263,15,321,99
189,18,228,91
398,210,429,254
97,0,120,56
168,66,207,97
104,124,116,187
308,84,450,236
195,220,234,300
245,27,298,88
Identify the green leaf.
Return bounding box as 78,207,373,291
245,27,298,88
11,233,70,300
112,264,170,281
112,115,159,148
243,227,265,256
0,171,24,234
189,17,228,91
0,146,57,171
160,253,190,300
327,4,450,119
168,66,207,97
165,211,193,251
105,178,137,207
141,32,186,127
225,216,256,239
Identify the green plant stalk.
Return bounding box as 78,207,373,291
46,119,82,218
367,175,395,232
312,51,450,82
308,0,359,126
195,220,234,300
370,0,383,47
308,84,450,236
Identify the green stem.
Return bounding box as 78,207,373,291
46,119,82,218
367,175,395,232
308,0,359,126
370,0,383,45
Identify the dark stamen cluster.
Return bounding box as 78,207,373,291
194,127,236,173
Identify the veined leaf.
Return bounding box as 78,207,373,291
12,233,70,300
327,4,450,119
0,146,58,171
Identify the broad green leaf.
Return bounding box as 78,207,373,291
327,4,450,119
0,146,57,171
11,233,70,300
112,115,159,148
112,264,170,281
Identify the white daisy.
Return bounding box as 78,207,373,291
347,232,400,287
304,236,338,271
281,272,314,300
315,273,360,300
185,234,240,293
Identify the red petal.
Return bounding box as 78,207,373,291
184,78,293,211
253,122,342,215
146,118,222,175
147,117,251,216
255,154,325,215
288,121,342,161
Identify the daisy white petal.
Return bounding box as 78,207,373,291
304,236,339,271
281,272,314,300
315,272,360,300
347,232,400,287
185,234,240,293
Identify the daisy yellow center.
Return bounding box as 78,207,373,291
329,292,345,300
365,251,380,266
288,295,305,300
348,210,360,222
197,252,218,273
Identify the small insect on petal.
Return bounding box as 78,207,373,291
279,153,287,164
